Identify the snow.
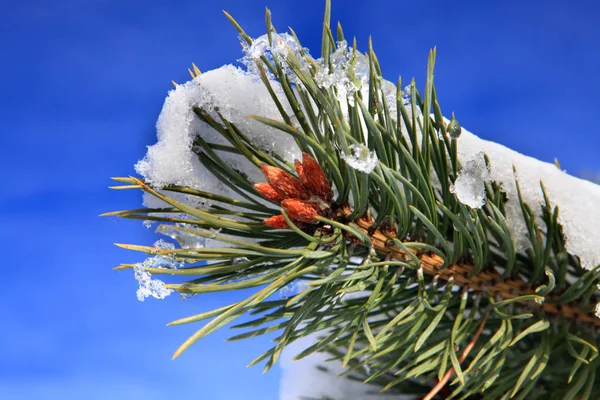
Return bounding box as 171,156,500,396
134,266,173,301
133,239,180,301
239,33,303,83
455,122,600,270
314,40,368,105
450,152,491,209
343,144,379,173
135,64,301,204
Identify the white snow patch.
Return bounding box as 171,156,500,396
135,65,301,198
456,123,600,269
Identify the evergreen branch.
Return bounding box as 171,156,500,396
108,1,600,398
351,213,600,327
423,312,489,400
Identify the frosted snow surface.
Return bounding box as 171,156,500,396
135,64,301,196
455,123,600,270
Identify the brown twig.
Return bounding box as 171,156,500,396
422,313,490,400
349,214,600,328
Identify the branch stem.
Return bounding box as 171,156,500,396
423,313,489,400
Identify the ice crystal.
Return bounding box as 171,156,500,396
152,239,175,251
143,220,154,229
132,239,183,301
156,224,205,250
180,293,195,300
446,114,462,139
239,33,305,82
450,152,491,209
134,265,173,301
313,41,370,105
401,84,422,119
342,144,379,173
279,282,296,300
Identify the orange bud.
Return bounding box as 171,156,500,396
281,199,321,223
262,215,290,229
294,160,309,186
253,183,283,203
302,152,333,201
260,164,310,200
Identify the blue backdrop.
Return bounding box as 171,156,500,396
1,0,599,399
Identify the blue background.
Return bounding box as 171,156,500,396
1,0,599,399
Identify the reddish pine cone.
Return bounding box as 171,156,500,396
262,215,290,229
253,182,283,203
281,199,321,223
302,152,333,201
260,164,310,200
294,160,309,187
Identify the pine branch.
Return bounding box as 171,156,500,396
423,312,489,400
106,1,600,398
350,212,600,328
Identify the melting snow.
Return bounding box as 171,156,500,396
133,239,180,301
450,152,491,209
343,144,379,173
